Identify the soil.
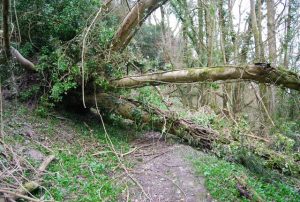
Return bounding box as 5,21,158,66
124,132,213,202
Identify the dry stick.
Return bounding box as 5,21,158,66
219,90,269,143
30,138,54,153
234,175,263,202
0,189,41,202
250,83,275,126
8,155,55,201
81,7,102,108
94,93,151,201
81,0,112,108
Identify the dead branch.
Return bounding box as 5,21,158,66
235,175,263,202
10,47,36,72
0,189,41,202
7,155,55,201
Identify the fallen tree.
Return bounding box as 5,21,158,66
111,64,300,90
2,0,300,178
66,91,219,149
65,91,299,176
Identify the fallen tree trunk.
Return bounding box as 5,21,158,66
65,91,299,176
111,64,300,91
77,92,219,148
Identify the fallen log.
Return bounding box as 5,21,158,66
71,92,298,176
76,92,219,149
111,65,300,91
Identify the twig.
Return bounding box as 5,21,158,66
250,83,275,126
0,189,41,202
30,138,54,153
37,155,55,174
234,175,263,202
81,0,113,108
144,149,172,164
92,150,114,156
244,133,269,142
8,155,55,201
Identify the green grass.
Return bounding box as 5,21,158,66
3,102,133,201
190,155,300,202
40,116,132,201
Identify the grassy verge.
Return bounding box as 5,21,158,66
190,154,300,202
2,103,133,201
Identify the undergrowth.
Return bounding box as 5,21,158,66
1,102,132,201
191,155,300,202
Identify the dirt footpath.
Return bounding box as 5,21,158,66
124,132,213,202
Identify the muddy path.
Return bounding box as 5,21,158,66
123,132,213,202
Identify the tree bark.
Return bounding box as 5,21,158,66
197,0,205,66
2,0,36,71
283,1,292,68
11,47,36,71
256,0,265,62
80,92,218,148
66,91,299,176
205,4,214,67
110,0,167,51
250,0,261,62
2,0,11,58
111,65,300,91
266,0,277,117
266,0,277,64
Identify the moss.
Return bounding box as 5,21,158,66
187,67,226,79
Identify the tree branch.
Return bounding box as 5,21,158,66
110,0,167,51
11,47,36,72
111,65,300,91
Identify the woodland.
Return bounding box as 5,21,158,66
0,0,300,201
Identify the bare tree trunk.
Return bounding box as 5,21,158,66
250,0,270,126
197,0,205,66
205,4,214,67
2,0,11,59
250,0,261,62
283,1,292,68
160,6,169,64
266,0,277,117
256,0,265,62
218,0,230,111
266,0,277,64
257,0,270,122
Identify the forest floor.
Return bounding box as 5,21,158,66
1,101,299,202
